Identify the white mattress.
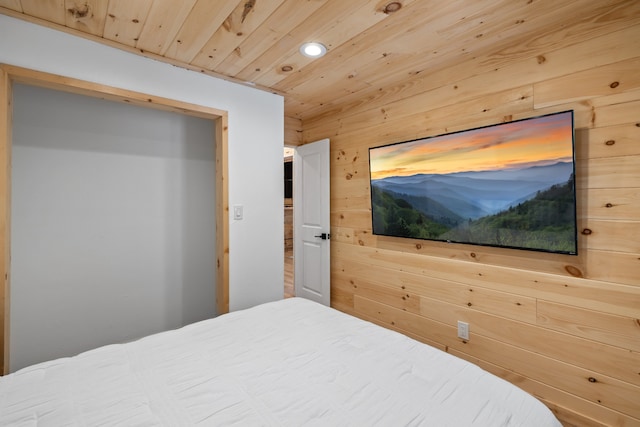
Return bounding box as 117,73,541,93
0,298,561,426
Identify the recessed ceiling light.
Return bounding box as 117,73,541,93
299,42,327,58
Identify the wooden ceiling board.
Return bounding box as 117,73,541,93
272,0,470,115
285,0,632,120
134,0,198,55
338,0,568,87
20,0,64,24
322,0,636,118
212,0,327,77
64,0,108,36
270,0,461,95
2,0,639,122
300,2,640,127
431,0,532,40
102,0,153,47
190,0,288,71
232,0,395,86
0,0,20,12
287,0,575,103
472,0,637,68
163,0,243,63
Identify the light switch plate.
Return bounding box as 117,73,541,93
233,205,243,220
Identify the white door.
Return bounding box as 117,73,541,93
294,138,330,306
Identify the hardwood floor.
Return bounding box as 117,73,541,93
284,249,294,298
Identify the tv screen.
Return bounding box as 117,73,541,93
369,110,577,255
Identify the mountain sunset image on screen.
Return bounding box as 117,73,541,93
368,111,577,255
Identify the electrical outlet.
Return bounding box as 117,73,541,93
457,321,469,340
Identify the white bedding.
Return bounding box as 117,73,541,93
0,298,561,426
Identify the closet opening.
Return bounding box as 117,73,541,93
0,64,229,375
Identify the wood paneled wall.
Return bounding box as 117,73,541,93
300,12,640,427
284,116,302,147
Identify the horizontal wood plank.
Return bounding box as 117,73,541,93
537,299,640,352
333,241,640,317
578,155,640,189
534,57,640,108
335,259,538,324
581,188,640,221
450,349,636,427
578,123,640,160
580,219,640,253
355,296,640,419
302,19,640,124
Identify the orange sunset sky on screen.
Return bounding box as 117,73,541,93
370,112,574,180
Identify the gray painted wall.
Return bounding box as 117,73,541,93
10,84,216,372
0,14,285,322
0,14,285,337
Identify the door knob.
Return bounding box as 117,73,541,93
314,233,330,240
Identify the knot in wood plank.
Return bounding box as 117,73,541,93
564,265,583,277
242,0,257,23
67,4,91,20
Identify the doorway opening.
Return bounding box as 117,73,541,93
284,147,294,298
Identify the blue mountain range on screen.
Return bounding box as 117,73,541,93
371,161,573,222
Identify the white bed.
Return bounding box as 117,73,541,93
0,298,561,426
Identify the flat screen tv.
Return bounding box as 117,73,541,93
368,110,577,255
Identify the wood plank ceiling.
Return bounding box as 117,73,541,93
0,0,634,122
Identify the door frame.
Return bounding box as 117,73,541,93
0,64,230,375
